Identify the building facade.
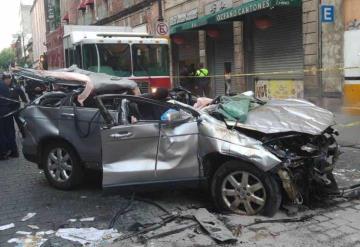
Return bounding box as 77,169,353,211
166,0,350,101
342,0,360,112
31,0,48,68
29,0,359,106
167,0,308,98
38,0,164,69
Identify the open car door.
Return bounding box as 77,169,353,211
97,95,201,188
97,96,162,188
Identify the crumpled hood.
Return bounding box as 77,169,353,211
226,99,336,135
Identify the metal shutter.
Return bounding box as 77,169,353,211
252,7,303,80
178,32,199,61
211,25,234,96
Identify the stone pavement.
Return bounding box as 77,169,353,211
0,115,360,246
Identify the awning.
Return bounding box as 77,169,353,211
170,13,219,34
85,0,94,5
77,0,86,11
170,0,301,35
62,13,69,21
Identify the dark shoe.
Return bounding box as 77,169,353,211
0,151,10,160
9,150,19,158
0,156,8,160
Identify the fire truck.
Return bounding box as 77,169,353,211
62,25,171,93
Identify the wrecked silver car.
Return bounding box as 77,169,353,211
15,68,340,216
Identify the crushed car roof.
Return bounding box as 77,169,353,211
12,65,138,104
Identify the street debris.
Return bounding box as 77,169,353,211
80,195,87,199
80,217,95,222
194,208,237,243
7,235,47,247
109,193,135,228
55,227,122,246
16,231,32,235
68,219,77,222
21,212,37,221
28,225,40,230
36,230,55,236
142,222,198,242
117,214,179,241
243,214,316,227
0,223,15,231
45,230,55,235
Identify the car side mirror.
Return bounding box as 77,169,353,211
161,109,181,122
161,109,191,126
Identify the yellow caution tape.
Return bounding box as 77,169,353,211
174,66,360,79
337,121,360,128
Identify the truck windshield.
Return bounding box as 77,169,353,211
97,44,132,77
132,44,169,77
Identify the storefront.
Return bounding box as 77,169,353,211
206,24,234,96
244,6,304,99
171,31,200,86
169,0,303,98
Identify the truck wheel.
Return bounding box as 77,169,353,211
211,160,281,217
42,142,83,190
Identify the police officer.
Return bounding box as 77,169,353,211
0,73,15,159
195,63,211,97
0,73,27,159
10,75,28,137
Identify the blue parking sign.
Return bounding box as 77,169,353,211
321,5,334,23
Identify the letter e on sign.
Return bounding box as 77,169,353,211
321,5,334,23
156,22,169,36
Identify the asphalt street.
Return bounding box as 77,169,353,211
0,112,360,246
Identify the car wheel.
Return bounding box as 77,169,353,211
42,142,83,190
211,160,281,217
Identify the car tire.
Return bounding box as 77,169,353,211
211,160,281,217
42,142,83,190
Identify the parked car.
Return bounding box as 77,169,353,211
15,68,340,216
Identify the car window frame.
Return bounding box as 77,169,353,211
95,95,197,128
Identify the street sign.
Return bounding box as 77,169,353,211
156,22,169,36
321,5,335,23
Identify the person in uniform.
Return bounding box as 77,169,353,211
0,73,17,159
9,75,28,137
195,63,211,97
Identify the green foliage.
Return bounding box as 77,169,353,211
0,48,15,71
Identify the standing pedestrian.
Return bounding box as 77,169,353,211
195,63,211,97
224,69,232,95
180,65,191,90
0,73,19,159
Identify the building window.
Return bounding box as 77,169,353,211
47,0,61,32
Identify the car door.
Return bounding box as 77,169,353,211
100,98,162,188
155,109,200,181
59,103,103,166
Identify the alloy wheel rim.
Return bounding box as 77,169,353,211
47,148,73,182
221,171,266,215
